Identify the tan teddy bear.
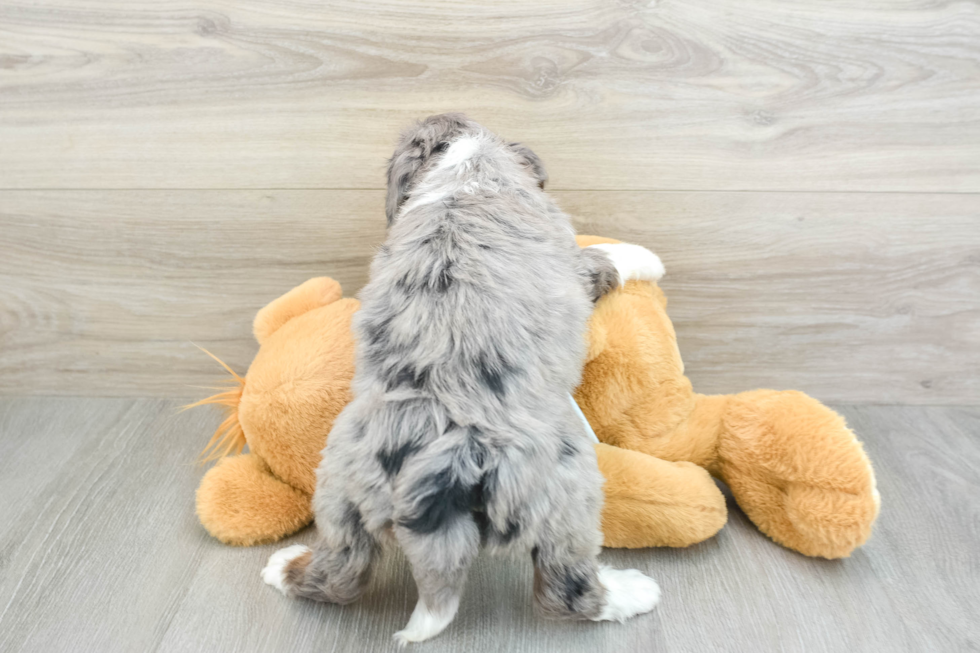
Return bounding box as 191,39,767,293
194,236,879,559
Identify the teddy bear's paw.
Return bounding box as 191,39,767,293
594,566,661,622
587,243,665,285
261,544,311,594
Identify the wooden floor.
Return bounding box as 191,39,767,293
0,398,977,653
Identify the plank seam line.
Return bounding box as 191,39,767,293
2,188,980,195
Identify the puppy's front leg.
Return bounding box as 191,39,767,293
579,242,664,302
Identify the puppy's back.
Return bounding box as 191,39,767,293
354,129,591,431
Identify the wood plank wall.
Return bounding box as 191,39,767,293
1,0,978,402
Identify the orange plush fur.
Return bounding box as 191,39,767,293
195,237,879,558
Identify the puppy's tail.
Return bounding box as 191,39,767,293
183,347,247,463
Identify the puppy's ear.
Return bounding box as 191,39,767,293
509,142,548,189
385,113,471,225
385,137,425,226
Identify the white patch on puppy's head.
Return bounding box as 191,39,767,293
437,136,481,169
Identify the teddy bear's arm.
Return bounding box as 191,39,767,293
253,277,343,345
196,453,313,546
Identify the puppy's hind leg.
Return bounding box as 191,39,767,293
533,514,661,623
532,437,660,622
262,479,378,604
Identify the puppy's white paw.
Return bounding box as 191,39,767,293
588,243,665,284
261,544,311,594
393,597,460,646
594,566,661,622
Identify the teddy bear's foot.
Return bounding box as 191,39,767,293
595,443,727,549
781,481,881,558
197,453,313,546
724,475,880,559
718,390,880,559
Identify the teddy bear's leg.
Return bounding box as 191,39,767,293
595,443,728,549
714,390,880,559
196,453,313,546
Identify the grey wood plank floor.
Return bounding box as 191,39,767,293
0,399,977,653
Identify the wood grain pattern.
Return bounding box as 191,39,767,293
2,190,977,403
0,399,977,652
1,0,979,190
0,190,387,397
563,190,980,405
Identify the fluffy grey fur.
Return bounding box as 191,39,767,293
268,114,655,639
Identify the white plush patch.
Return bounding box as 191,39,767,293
588,243,665,284
393,596,460,646
594,566,661,622
569,393,600,444
261,544,311,594
437,136,480,168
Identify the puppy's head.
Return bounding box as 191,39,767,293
385,113,473,225
385,114,549,225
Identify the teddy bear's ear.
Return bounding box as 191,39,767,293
253,277,343,345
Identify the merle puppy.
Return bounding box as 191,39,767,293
262,114,664,644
